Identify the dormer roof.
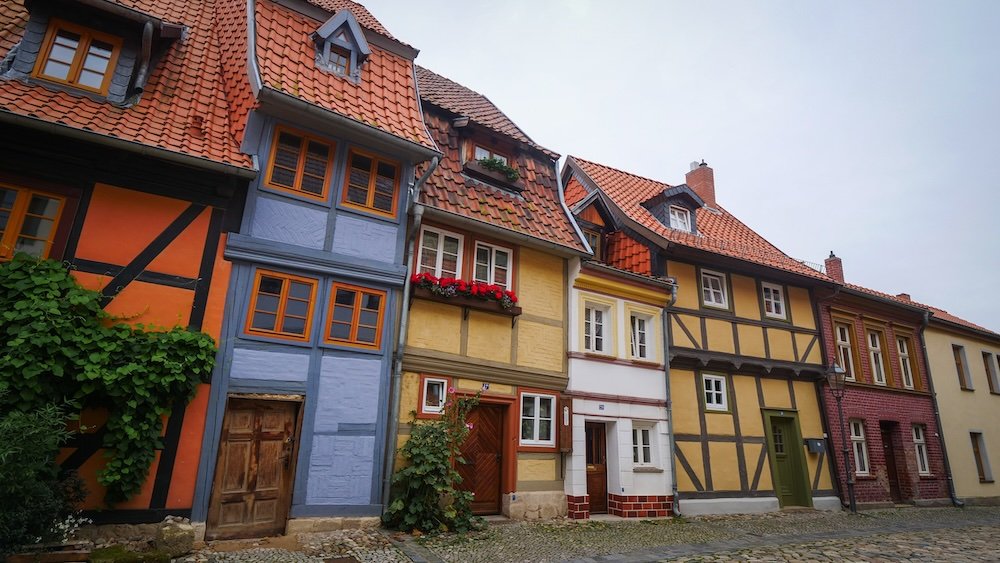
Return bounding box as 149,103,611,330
312,9,371,63
644,184,705,209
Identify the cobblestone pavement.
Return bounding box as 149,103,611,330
179,508,1000,562
412,507,1000,562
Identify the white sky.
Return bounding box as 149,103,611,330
363,0,1000,330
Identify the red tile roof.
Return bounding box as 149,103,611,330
254,0,435,151
564,175,590,208
307,0,393,38
605,231,651,276
845,282,999,339
0,0,252,171
926,306,999,338
418,110,586,253
567,156,832,281
415,66,558,160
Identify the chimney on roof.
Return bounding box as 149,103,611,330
897,293,911,301
825,251,844,283
686,160,716,207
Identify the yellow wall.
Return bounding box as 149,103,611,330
925,325,1000,499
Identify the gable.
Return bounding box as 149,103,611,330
579,203,605,227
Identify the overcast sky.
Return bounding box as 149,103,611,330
364,0,1000,330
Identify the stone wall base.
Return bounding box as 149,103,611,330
678,496,779,516
960,496,1000,506
913,497,953,507
812,496,843,511
284,516,381,534
856,501,897,510
503,491,567,520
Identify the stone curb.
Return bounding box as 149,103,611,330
378,530,445,563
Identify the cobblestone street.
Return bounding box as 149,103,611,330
189,507,1000,562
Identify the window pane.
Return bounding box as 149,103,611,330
521,419,534,440
356,326,376,343
289,281,312,300
255,293,280,313
88,39,113,59
300,174,324,195
332,305,353,323
362,294,381,310
522,398,535,418
18,216,53,240
42,59,72,80
27,195,60,217
539,397,552,418
329,322,351,340
270,167,296,187
538,420,551,441
259,276,283,295
336,288,356,305
359,310,378,326
474,146,490,160
284,298,308,318
13,238,45,257
426,381,443,408
0,210,8,232
281,316,305,335
0,188,16,209
251,311,277,330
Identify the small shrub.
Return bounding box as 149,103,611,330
477,157,520,182
0,399,86,555
383,392,484,534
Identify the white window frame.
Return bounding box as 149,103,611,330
703,374,728,411
417,226,463,278
700,269,728,309
584,303,611,354
629,313,651,360
868,330,887,385
520,393,556,446
850,419,870,476
632,423,655,466
898,337,914,389
473,241,513,289
836,323,856,381
761,282,787,320
421,377,449,414
912,424,930,476
668,205,691,231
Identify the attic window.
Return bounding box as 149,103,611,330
33,20,122,95
668,206,691,231
313,11,371,80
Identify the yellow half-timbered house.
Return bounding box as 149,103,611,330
563,156,841,515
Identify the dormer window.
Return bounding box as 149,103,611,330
474,145,508,166
313,11,371,81
33,20,122,95
583,228,602,260
668,205,691,231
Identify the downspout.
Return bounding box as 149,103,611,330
381,156,439,509
131,21,153,96
811,287,845,506
919,310,964,507
661,281,680,515
246,0,263,96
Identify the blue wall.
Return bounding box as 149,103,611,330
191,112,415,521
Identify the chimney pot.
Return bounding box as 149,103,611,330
685,160,716,207
825,252,844,283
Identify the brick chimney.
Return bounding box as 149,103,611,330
825,252,844,283
896,293,911,301
686,160,715,207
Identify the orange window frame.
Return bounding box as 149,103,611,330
32,19,122,95
340,149,401,218
244,269,318,342
0,184,66,261
325,282,387,349
264,127,337,201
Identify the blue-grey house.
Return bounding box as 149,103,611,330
191,0,439,540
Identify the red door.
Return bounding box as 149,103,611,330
457,405,504,514
585,422,608,514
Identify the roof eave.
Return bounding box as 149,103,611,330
929,316,1000,343
258,87,440,161
841,286,927,314
421,205,589,258
0,110,256,178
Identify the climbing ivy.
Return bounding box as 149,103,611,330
383,392,484,534
0,254,217,504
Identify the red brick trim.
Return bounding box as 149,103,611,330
567,494,590,519
607,494,673,518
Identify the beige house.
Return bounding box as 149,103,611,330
923,306,1000,504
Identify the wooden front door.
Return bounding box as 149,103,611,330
206,399,299,540
457,404,504,514
880,423,902,503
585,422,608,514
767,414,810,507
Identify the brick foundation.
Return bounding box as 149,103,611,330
567,495,590,519
607,494,673,518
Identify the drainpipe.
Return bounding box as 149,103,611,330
381,157,439,510
919,310,964,508
661,281,680,515
246,0,263,96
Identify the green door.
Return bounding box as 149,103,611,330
766,413,811,507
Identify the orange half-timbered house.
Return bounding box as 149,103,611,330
0,0,254,522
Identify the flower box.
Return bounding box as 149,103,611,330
412,286,522,319
463,160,525,192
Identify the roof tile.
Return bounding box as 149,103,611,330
568,156,832,281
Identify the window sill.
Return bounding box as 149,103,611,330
979,479,995,484
632,466,664,474
918,474,936,479
411,286,522,323
463,161,524,192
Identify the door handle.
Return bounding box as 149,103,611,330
280,436,294,467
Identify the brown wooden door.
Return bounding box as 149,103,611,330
457,405,504,514
585,422,608,514
880,424,902,503
206,399,299,540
